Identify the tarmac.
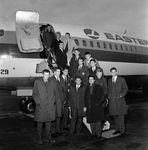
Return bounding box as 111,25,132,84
0,89,148,150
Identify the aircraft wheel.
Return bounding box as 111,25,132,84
23,99,35,114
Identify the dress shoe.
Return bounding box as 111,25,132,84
112,131,120,135
37,139,43,145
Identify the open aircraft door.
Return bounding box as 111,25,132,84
16,11,43,53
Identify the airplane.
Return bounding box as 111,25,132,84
0,10,148,114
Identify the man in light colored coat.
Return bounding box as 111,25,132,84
107,67,128,137
33,69,57,144
64,32,78,66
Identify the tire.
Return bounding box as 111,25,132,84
23,99,35,114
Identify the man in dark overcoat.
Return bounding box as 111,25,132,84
75,57,89,87
69,48,81,80
60,67,71,132
51,68,65,134
107,67,128,137
56,42,67,69
68,76,86,135
33,69,57,144
84,75,105,139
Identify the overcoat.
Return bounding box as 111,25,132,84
61,75,71,107
85,83,105,123
69,55,80,79
75,65,89,86
107,76,128,115
95,76,107,96
33,78,57,122
63,39,78,64
56,48,67,69
51,76,65,117
68,84,86,117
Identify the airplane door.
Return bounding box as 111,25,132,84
16,11,43,53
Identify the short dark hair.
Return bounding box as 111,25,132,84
78,57,84,61
90,59,96,63
75,76,82,80
63,66,69,71
53,67,61,72
42,69,50,74
96,67,103,73
65,32,70,36
110,67,117,72
88,75,95,80
85,52,90,55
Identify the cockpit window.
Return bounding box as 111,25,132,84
0,30,5,37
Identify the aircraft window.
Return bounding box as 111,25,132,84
130,46,133,52
135,47,137,52
74,39,79,46
125,46,128,51
103,43,106,49
82,40,87,47
90,41,94,47
0,30,5,37
120,45,123,51
97,42,100,48
109,44,112,49
115,44,118,50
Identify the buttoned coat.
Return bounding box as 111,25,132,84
61,75,71,107
51,76,65,117
33,78,57,122
75,65,89,86
85,83,105,123
68,84,86,117
107,76,128,115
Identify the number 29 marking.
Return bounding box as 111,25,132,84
0,69,9,75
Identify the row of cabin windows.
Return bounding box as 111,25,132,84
74,39,138,52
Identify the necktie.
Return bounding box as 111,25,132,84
65,77,67,84
78,66,82,71
112,77,116,83
76,85,80,91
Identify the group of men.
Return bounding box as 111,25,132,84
33,28,129,145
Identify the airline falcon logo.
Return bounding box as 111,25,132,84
84,29,99,39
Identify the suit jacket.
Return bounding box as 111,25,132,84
33,78,57,122
51,39,62,55
84,58,100,68
43,31,55,49
56,48,67,69
68,84,86,116
107,76,128,115
63,39,78,64
75,65,89,86
89,67,100,77
51,75,65,117
69,55,80,79
85,83,105,123
61,75,71,107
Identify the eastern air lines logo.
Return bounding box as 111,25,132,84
84,29,99,39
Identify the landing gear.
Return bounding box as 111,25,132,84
19,98,35,114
